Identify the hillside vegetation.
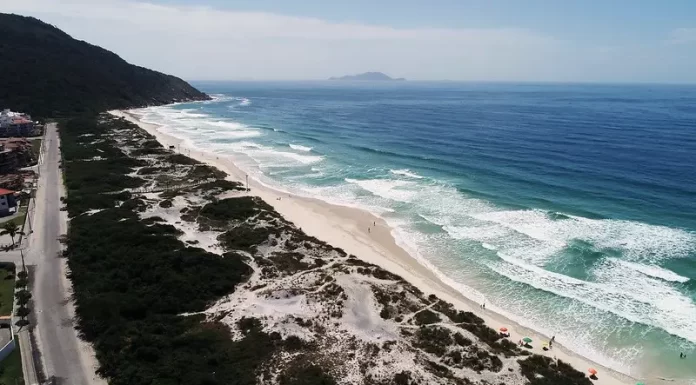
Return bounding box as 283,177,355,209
0,13,209,118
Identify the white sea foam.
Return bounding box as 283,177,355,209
289,144,313,152
612,259,690,283
204,94,238,104
179,109,208,118
473,209,696,264
225,142,323,166
207,120,248,130
488,252,696,344
299,184,394,214
390,169,424,179
345,178,418,203
139,106,263,143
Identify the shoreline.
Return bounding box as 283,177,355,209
110,109,637,385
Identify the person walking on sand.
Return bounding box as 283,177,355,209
550,335,555,347
368,227,371,234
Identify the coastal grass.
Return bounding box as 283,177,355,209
60,115,335,385
0,337,24,385
0,264,15,316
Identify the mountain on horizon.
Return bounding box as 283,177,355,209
0,13,209,118
329,72,406,81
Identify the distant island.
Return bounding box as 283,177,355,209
329,72,406,81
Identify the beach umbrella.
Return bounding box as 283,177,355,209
499,327,508,332
523,337,532,343
588,368,598,375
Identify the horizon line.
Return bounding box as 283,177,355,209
188,79,696,86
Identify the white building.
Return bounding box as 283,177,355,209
0,109,32,128
0,109,35,136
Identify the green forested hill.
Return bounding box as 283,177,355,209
0,13,209,118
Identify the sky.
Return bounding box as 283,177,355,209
3,0,696,83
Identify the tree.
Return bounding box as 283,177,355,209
15,289,31,306
16,277,28,287
15,306,30,318
0,222,23,247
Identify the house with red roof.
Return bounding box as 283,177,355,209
0,109,36,137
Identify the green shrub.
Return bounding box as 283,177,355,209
518,355,592,385
414,309,440,325
218,225,275,252
279,362,336,385
167,153,199,165
415,326,453,357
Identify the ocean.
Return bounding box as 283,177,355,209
134,81,696,380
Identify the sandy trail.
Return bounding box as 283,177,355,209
110,109,637,385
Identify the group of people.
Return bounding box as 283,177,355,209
680,352,687,359
368,221,376,233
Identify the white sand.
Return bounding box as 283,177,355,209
110,109,638,385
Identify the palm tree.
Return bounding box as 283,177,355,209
0,222,23,247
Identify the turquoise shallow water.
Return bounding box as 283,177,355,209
134,82,696,380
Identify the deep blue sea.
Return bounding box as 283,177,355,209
135,82,696,380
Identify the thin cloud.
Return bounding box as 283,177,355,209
2,0,695,83
3,0,553,42
667,28,696,45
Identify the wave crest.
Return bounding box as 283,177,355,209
289,144,313,152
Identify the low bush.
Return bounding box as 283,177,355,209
413,309,441,325
415,326,453,357
518,355,592,385
218,225,275,252
167,153,199,165
200,197,272,222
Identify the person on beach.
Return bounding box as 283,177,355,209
368,227,371,233
550,335,555,347
373,221,376,226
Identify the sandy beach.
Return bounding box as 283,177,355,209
110,109,638,385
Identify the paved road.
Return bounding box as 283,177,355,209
29,123,103,385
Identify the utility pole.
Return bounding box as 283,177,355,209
25,194,33,235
